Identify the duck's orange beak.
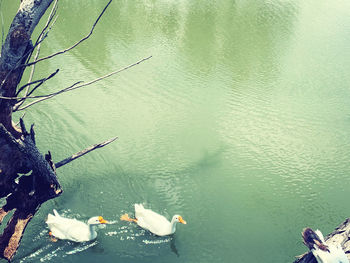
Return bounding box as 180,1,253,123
178,216,187,224
98,216,108,224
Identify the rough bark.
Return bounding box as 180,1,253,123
0,0,54,138
295,219,350,262
0,1,59,261
0,122,62,262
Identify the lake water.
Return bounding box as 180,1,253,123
2,0,350,262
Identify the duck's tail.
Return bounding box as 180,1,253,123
302,228,329,252
53,209,60,217
134,203,144,211
46,209,60,224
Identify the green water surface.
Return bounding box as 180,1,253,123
2,0,350,262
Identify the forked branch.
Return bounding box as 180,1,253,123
15,69,59,97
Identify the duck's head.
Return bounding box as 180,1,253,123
88,216,109,225
172,215,187,224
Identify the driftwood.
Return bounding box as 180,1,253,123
295,219,350,262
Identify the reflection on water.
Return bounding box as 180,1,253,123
2,0,350,262
170,237,179,257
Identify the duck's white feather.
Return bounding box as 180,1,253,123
134,204,173,236
314,229,326,243
312,244,349,263
46,210,97,242
303,228,349,263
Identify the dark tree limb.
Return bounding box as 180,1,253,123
0,122,62,201
15,69,59,97
55,137,118,169
0,121,62,261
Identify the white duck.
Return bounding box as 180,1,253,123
46,209,108,242
302,227,349,263
120,204,186,236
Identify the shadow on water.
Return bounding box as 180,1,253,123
170,236,179,257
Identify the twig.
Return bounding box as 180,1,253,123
25,0,59,65
26,71,59,98
49,55,153,95
14,0,59,111
55,137,118,169
0,80,82,101
15,82,81,111
12,55,152,111
0,0,109,92
24,0,59,66
15,69,59,97
15,94,54,111
15,112,26,126
24,0,113,68
13,69,59,112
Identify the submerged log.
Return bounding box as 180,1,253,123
295,219,350,262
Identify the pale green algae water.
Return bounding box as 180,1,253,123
1,0,350,262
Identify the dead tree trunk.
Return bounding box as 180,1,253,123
0,0,54,138
0,1,61,261
0,121,61,261
295,219,350,262
0,0,151,260
0,0,118,261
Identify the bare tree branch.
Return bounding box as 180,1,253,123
0,10,58,93
25,71,58,97
24,0,112,68
15,94,53,111
24,0,59,66
15,112,26,126
55,137,118,169
15,82,82,111
14,0,59,112
0,55,152,103
25,0,59,64
0,0,56,91
13,69,59,112
15,69,59,97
